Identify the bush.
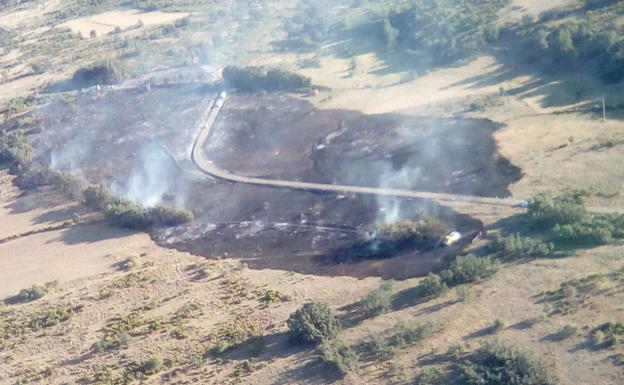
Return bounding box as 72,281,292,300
137,356,163,375
15,285,47,303
365,333,396,360
46,169,83,200
104,199,193,230
486,234,556,259
417,366,447,385
146,205,193,227
522,193,624,248
0,131,33,172
83,183,112,209
71,59,123,87
460,340,556,385
319,339,359,376
441,255,499,286
223,65,311,92
388,321,442,347
417,273,449,299
287,302,340,344
591,322,624,347
360,280,395,316
557,324,577,340
375,218,449,247
104,199,151,229
493,318,506,332
551,220,613,246
526,193,588,230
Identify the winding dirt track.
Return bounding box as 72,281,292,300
191,93,523,208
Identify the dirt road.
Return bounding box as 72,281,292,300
191,92,524,208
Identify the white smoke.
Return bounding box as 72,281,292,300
113,142,180,207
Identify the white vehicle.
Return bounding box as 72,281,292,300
442,231,462,247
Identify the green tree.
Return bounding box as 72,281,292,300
287,302,340,344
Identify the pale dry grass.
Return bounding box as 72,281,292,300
58,9,189,38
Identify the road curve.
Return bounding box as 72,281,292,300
191,93,523,208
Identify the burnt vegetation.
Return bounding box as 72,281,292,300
324,218,450,263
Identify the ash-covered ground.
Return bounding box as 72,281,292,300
208,93,522,198
6,82,510,279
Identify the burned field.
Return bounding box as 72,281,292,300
6,83,501,279
208,93,521,197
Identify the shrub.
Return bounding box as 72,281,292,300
262,289,284,305
417,273,449,299
493,318,506,331
0,131,33,172
417,366,447,385
389,321,442,347
319,339,359,376
46,169,83,200
551,220,613,246
15,285,47,302
137,356,163,375
523,193,624,248
91,329,132,353
360,280,395,316
591,322,624,347
375,218,449,247
455,285,471,302
71,59,123,87
104,199,151,229
365,332,396,359
441,255,499,286
526,193,588,230
5,97,30,117
223,65,311,92
557,324,577,340
287,302,340,344
83,183,112,209
486,234,556,259
460,340,556,385
146,205,193,227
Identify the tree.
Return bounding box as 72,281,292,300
287,302,340,344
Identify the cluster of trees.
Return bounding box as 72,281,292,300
486,233,557,260
281,0,336,50
525,193,624,247
222,65,311,92
513,17,624,82
370,0,510,63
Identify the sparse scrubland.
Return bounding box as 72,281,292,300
2,0,624,384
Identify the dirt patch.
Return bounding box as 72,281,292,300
58,9,189,37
